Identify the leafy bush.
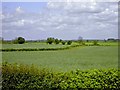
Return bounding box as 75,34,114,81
46,37,54,44
93,40,99,46
2,62,119,89
13,37,25,44
1,47,70,52
67,41,72,45
54,39,60,44
61,41,66,45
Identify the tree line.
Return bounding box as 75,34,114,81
1,36,119,45
46,37,72,45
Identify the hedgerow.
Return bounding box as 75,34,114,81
1,47,70,52
2,62,119,89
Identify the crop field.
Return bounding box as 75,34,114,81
2,43,70,49
2,44,118,72
2,41,118,49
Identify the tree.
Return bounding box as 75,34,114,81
93,40,98,45
61,41,66,45
47,37,54,44
13,38,18,44
78,36,84,45
67,41,72,45
17,37,25,44
13,37,25,44
59,39,62,42
54,38,60,44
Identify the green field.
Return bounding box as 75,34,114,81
2,43,70,49
2,45,118,72
2,42,118,49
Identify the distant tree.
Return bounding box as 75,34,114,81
13,38,18,44
1,37,4,43
59,39,62,42
17,37,25,44
86,40,89,42
47,37,54,44
54,38,60,44
78,36,83,40
78,36,84,45
61,41,66,45
67,41,72,45
107,38,115,42
93,40,98,45
104,39,107,42
13,37,25,44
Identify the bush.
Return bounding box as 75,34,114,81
46,37,54,44
93,40,99,46
54,39,60,44
67,41,72,45
2,62,119,89
61,41,66,45
13,37,25,44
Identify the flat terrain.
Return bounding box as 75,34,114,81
2,42,118,49
2,45,118,72
2,43,69,49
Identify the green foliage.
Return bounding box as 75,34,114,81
54,38,60,44
17,37,25,44
13,39,18,44
47,37,54,44
13,37,25,44
61,41,66,45
1,47,71,52
67,41,72,45
2,63,119,89
93,40,99,46
78,40,86,46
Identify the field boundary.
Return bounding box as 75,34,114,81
1,44,117,52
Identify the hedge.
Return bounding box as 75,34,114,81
1,47,70,52
1,45,80,52
2,62,119,89
1,44,114,52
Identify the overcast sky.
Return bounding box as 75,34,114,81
1,1,118,40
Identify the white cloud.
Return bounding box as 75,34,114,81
2,2,118,40
15,6,24,14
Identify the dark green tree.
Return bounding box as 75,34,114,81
93,40,98,45
13,37,25,44
59,39,62,42
54,38,60,44
17,37,25,44
47,37,54,44
67,41,72,45
61,41,66,45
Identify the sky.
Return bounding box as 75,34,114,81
1,1,118,40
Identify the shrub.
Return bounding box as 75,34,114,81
46,37,54,44
54,39,60,44
93,40,99,46
2,62,119,89
67,41,72,45
61,41,66,45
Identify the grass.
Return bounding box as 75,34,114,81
2,46,118,72
2,43,70,49
2,41,118,49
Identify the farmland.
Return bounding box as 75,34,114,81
2,42,118,72
1,41,119,89
2,41,118,49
